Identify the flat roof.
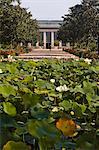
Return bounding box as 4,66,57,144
38,20,63,29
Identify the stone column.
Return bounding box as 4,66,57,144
59,40,62,48
36,41,39,48
43,32,46,49
28,43,32,48
20,42,23,47
51,32,54,48
66,42,71,49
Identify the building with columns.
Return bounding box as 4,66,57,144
37,20,63,49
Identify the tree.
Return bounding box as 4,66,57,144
0,0,38,46
58,0,99,50
13,5,38,45
58,4,84,46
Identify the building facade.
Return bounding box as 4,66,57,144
37,20,63,49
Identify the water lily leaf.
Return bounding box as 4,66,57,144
72,85,84,94
0,114,17,128
83,81,96,95
88,106,96,113
15,126,28,135
6,64,18,74
3,102,16,116
76,131,97,149
72,102,82,117
34,88,49,94
79,104,86,113
55,140,76,149
22,93,40,107
90,66,99,73
59,100,71,111
27,119,60,139
27,61,37,67
3,141,30,150
34,79,47,88
22,76,33,83
0,84,16,97
31,106,49,119
56,117,80,137
86,93,93,105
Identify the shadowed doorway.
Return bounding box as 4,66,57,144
46,32,51,49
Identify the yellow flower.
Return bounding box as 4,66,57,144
56,118,81,137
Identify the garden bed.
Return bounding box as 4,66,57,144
63,48,99,59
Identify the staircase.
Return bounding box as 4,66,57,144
15,49,78,60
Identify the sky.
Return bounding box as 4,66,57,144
21,0,81,20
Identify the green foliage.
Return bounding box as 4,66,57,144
3,102,17,116
0,59,99,149
3,141,30,150
54,40,59,46
0,0,38,46
58,0,99,50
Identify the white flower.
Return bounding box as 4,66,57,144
63,84,69,91
56,84,69,92
81,123,87,126
34,76,36,81
52,107,59,112
0,69,3,73
75,58,79,61
90,122,95,126
21,111,29,114
8,55,10,58
56,86,63,92
70,111,74,115
97,82,99,85
8,55,13,59
84,58,92,64
50,79,55,83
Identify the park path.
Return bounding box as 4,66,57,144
15,49,79,60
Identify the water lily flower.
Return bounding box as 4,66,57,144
84,58,92,64
70,111,74,115
81,123,87,126
56,86,63,92
50,79,55,83
21,111,29,114
0,69,3,73
97,82,99,85
52,107,59,112
34,76,36,81
90,122,95,126
56,84,69,92
63,84,69,91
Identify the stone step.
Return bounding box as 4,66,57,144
20,51,70,56
20,53,73,56
15,49,78,60
15,55,78,60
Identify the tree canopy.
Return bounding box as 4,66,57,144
0,0,38,46
58,0,99,50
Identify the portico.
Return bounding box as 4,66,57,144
37,20,63,49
